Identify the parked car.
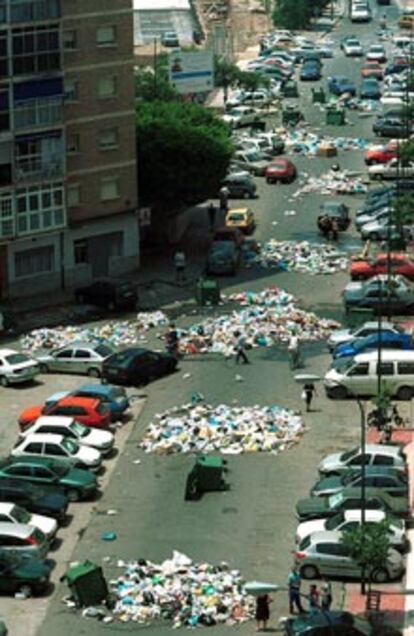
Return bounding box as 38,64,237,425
295,509,407,550
0,478,68,522
11,433,102,472
300,61,321,81
319,201,350,231
384,59,409,76
0,457,97,502
36,341,115,377
222,106,260,128
0,523,49,560
328,76,356,96
0,552,52,597
225,207,256,234
364,144,397,165
318,444,407,476
369,158,414,180
351,3,371,22
0,349,39,387
343,274,414,313
366,44,387,63
233,150,271,176
19,415,115,456
311,466,408,498
296,487,409,521
221,173,257,199
18,396,111,431
161,31,179,47
355,206,392,230
256,132,285,155
328,320,399,351
0,502,57,541
102,348,178,386
360,62,383,79
333,331,413,359
350,253,414,281
360,220,413,242
295,530,403,581
360,78,381,100
44,383,129,422
398,13,414,28
285,610,402,636
342,38,363,56
74,279,137,311
373,115,410,138
265,158,297,184
206,241,240,276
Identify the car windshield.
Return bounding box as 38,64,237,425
95,344,114,357
4,353,29,365
325,511,345,530
245,151,262,161
340,447,358,462
62,437,79,454
331,356,355,372
370,46,384,53
69,420,88,438
228,214,245,222
329,492,344,508
348,40,360,46
11,505,30,524
342,472,359,485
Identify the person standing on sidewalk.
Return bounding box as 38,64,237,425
219,186,229,213
302,382,317,412
207,203,216,231
255,594,272,632
288,334,300,369
287,566,304,614
174,249,186,283
321,578,333,610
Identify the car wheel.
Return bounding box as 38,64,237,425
39,363,49,373
243,191,250,199
19,584,33,598
365,159,373,166
87,367,101,378
300,564,319,580
67,488,80,502
328,385,348,400
371,568,390,583
0,376,8,387
397,386,413,400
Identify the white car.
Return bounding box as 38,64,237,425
0,349,39,387
0,502,57,541
19,415,115,456
222,106,259,128
351,3,371,22
368,158,414,180
343,38,363,56
12,432,102,472
295,510,406,550
366,44,387,62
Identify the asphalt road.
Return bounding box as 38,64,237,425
2,6,408,635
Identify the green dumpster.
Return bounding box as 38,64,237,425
195,278,221,305
326,107,345,125
185,455,228,500
61,560,108,607
283,80,299,98
282,106,302,126
312,87,326,104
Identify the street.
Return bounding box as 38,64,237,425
2,3,411,634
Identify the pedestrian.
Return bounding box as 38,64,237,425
174,249,186,283
219,186,229,213
165,323,179,357
287,566,304,614
320,578,333,610
288,334,300,370
302,382,317,412
208,203,216,231
308,584,319,615
234,333,250,364
255,593,271,631
331,218,339,242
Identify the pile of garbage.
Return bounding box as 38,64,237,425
278,127,367,156
110,551,254,627
20,311,168,351
257,240,348,274
294,170,367,197
139,402,304,455
177,286,339,356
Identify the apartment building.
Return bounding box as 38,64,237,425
0,0,138,299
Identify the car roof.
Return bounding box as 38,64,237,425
288,611,361,631
0,349,19,356
20,433,66,444
51,396,100,408
354,350,414,362
0,502,15,515
77,384,114,395
308,530,343,543
6,456,58,469
0,522,34,537
55,341,104,350
352,443,404,456
34,416,74,428
227,207,249,215
356,321,395,329
343,509,385,523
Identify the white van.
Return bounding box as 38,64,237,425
351,2,371,22
324,350,414,400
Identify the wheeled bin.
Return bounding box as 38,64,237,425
195,278,221,305
326,107,345,125
312,87,326,104
282,106,302,126
283,80,299,98
185,456,228,500
61,560,108,607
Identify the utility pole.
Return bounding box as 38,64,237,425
153,37,157,98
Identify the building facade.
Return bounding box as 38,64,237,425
0,0,138,299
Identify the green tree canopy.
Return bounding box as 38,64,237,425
341,521,391,587
272,0,328,29
135,54,178,102
136,101,233,216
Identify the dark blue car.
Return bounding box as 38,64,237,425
328,76,356,96
333,332,413,359
300,61,321,81
45,383,130,421
360,78,381,100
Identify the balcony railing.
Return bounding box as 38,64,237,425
15,158,63,183
14,97,62,131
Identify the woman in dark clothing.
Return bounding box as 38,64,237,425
255,594,271,631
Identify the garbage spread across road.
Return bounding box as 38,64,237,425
19,311,168,351
139,402,305,455
178,286,340,356
109,551,255,627
294,170,367,196
276,127,368,156
257,240,349,274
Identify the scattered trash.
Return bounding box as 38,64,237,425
101,532,117,541
273,127,368,157
106,509,118,516
294,169,367,196
132,459,141,465
139,402,304,455
110,550,255,627
183,373,191,379
257,241,348,274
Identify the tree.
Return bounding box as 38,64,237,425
214,58,242,102
341,521,391,591
272,0,311,29
135,54,178,102
136,101,233,217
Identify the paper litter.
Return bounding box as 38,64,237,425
176,286,339,356
294,169,367,196
110,551,255,627
20,311,168,351
258,240,348,274
139,402,304,455
273,127,367,157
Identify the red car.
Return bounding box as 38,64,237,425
364,143,398,165
265,158,297,184
360,62,383,79
350,252,414,281
18,397,111,431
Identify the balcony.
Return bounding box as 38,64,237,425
15,157,63,183
14,97,62,131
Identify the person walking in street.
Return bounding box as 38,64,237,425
165,323,179,358
302,382,317,412
255,593,272,632
174,249,186,283
308,584,319,615
219,186,229,213
321,578,333,610
287,566,304,614
234,333,250,364
288,334,300,370
207,203,216,231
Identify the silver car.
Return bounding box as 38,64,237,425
327,321,399,352
318,444,407,476
295,530,404,581
36,341,115,377
0,522,49,559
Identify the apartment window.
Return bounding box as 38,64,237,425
0,3,5,22
15,245,54,278
67,184,80,208
10,0,60,22
99,128,118,150
96,25,116,47
98,76,116,99
0,90,9,132
74,239,88,264
65,79,78,102
16,183,65,235
67,133,80,154
0,31,7,80
100,177,120,201
0,194,14,238
12,25,60,75
63,29,77,50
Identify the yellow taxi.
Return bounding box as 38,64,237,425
398,14,414,28
225,207,256,234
